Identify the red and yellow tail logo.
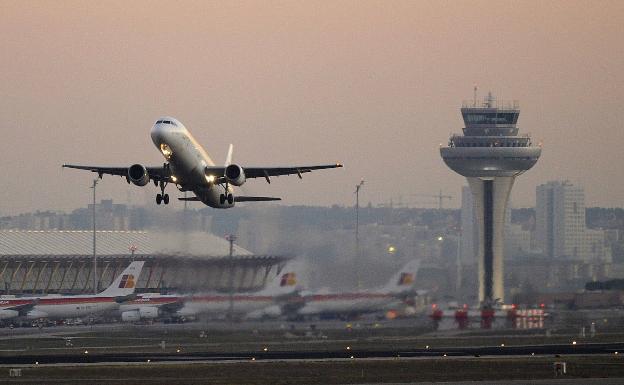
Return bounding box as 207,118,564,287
280,273,297,287
118,274,136,289
398,273,414,286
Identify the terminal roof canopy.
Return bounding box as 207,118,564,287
0,231,252,257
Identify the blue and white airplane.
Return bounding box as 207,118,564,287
64,117,342,208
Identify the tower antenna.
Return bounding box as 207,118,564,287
473,84,478,107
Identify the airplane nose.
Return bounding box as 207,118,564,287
150,123,166,145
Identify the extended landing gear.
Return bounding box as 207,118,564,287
156,193,170,205
156,180,170,205
219,193,234,205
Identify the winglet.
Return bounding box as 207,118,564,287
225,144,234,166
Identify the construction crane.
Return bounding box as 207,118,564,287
411,190,453,209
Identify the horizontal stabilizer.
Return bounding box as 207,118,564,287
235,196,281,202
178,197,201,201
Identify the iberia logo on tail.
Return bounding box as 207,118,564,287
118,274,136,289
280,273,297,287
398,273,414,286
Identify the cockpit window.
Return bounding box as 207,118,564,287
156,120,177,126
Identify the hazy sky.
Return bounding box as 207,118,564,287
1,0,623,215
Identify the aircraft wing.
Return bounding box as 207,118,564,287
205,163,343,184
159,300,186,314
5,299,39,316
62,164,171,183
179,196,281,202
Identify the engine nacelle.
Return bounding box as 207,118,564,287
128,164,150,186
225,164,246,186
25,310,48,320
138,307,159,319
121,310,141,322
0,309,18,320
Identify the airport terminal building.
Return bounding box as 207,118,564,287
0,230,289,295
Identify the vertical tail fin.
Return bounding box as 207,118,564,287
383,260,421,293
259,263,300,296
97,261,145,297
225,144,234,166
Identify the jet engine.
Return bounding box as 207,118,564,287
0,309,18,320
225,164,246,186
138,307,159,319
25,310,48,320
128,164,150,186
121,310,141,322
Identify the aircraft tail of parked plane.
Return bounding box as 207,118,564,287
257,264,301,297
382,260,421,294
97,261,145,297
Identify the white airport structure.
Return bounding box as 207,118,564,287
0,230,289,295
441,92,541,305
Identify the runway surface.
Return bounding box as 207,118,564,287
1,341,623,365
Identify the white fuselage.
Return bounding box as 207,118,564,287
150,118,233,208
297,291,405,317
177,293,276,318
0,295,122,320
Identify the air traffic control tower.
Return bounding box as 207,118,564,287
440,92,541,306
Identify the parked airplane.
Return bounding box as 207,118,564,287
293,260,421,319
0,261,144,321
176,265,301,320
63,117,342,208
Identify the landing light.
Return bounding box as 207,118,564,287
171,176,178,183
206,175,215,183
160,144,173,159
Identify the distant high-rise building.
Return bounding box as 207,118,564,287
536,181,610,262
441,92,541,305
536,181,585,259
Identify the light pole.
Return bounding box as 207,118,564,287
129,245,138,261
354,179,365,290
226,234,237,320
456,230,462,298
90,179,98,294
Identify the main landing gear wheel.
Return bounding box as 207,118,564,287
219,194,234,205
156,193,170,205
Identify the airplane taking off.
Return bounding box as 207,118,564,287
293,260,421,319
0,261,144,321
63,117,342,208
